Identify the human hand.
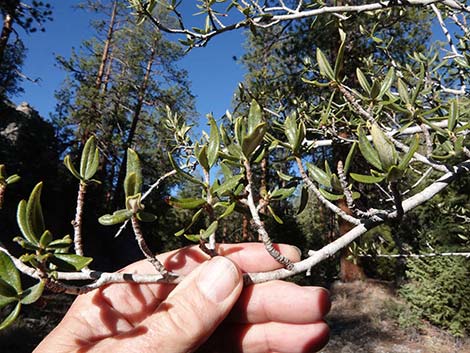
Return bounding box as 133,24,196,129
34,243,330,353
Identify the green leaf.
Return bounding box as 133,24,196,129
358,127,382,170
26,182,45,242
270,186,296,200
319,188,344,201
17,200,37,245
370,123,398,170
196,144,209,171
350,173,385,184
126,149,142,195
344,142,357,174
379,68,394,98
386,165,404,182
448,99,458,132
98,209,133,225
207,115,220,168
248,100,262,134
356,68,371,94
0,251,21,293
370,80,381,100
5,174,20,185
39,230,53,248
52,254,93,271
47,235,73,250
84,148,99,180
334,35,345,81
284,114,298,148
397,78,410,104
80,136,99,180
0,294,17,308
0,302,21,330
20,280,45,305
168,153,206,187
0,278,18,298
267,205,283,224
306,163,331,187
124,172,138,198
297,186,309,215
80,136,94,177
184,233,201,242
218,202,236,220
200,220,218,239
136,211,157,222
316,48,335,81
398,134,420,171
212,174,244,196
242,122,267,158
165,197,207,209
277,171,293,181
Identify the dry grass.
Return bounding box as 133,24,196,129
321,280,470,353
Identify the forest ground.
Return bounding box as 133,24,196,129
0,280,469,352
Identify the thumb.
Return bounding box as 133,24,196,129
135,256,243,353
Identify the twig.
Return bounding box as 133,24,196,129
360,252,470,258
131,215,168,276
244,160,294,270
72,183,87,257
295,156,361,226
114,170,176,238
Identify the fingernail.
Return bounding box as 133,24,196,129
292,246,302,258
197,257,240,303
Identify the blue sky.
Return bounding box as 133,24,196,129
15,2,247,127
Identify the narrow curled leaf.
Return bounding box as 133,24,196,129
284,114,298,148
80,136,96,177
270,186,296,200
398,134,420,171
124,172,138,198
165,197,207,209
318,188,344,201
200,220,218,239
247,99,262,134
0,278,17,298
267,205,283,224
316,48,335,81
350,173,385,184
84,149,99,180
212,174,244,196
344,142,357,174
0,251,21,293
207,115,220,167
168,152,205,187
356,68,371,94
5,174,20,185
26,182,45,242
397,78,410,104
0,302,21,330
370,123,398,170
39,230,53,248
136,211,157,222
448,99,458,132
379,68,394,98
63,155,82,180
242,122,267,158
297,186,309,215
126,149,142,196
306,163,331,187
20,280,45,305
98,209,133,225
358,127,382,170
218,202,236,220
17,200,37,245
52,254,93,271
196,144,209,171
334,35,345,80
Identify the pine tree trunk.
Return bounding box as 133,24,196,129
0,10,14,68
